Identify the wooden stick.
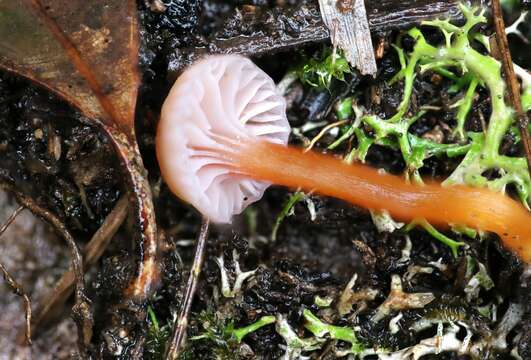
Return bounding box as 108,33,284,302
165,217,210,359
491,0,531,175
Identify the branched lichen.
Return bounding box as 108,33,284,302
231,316,276,343
190,311,275,359
404,218,465,257
377,323,472,359
215,250,257,298
271,191,304,242
320,4,530,254
303,309,365,356
372,275,435,322
463,256,495,302
337,273,379,316
275,314,324,360
272,191,316,241
416,5,531,206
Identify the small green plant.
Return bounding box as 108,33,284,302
145,306,172,360
271,191,305,241
295,49,351,89
190,310,275,359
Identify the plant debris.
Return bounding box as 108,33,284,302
0,1,529,359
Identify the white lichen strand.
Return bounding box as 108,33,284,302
275,314,323,360
371,275,435,322
505,11,529,44
490,303,524,351
337,273,379,316
377,323,470,360
370,210,405,234
388,313,403,334
215,250,257,298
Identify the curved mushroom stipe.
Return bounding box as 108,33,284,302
235,140,531,262
157,55,290,223
157,55,531,262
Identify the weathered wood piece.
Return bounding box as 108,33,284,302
169,0,474,75
318,0,377,75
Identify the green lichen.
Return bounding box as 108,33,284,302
314,295,334,308
271,191,305,241
321,4,530,255
231,316,276,343
405,218,465,258
276,314,324,359
349,5,529,203
418,6,530,207
303,309,365,355
336,97,354,120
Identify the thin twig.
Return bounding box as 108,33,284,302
20,195,129,343
165,217,210,360
491,0,531,175
305,120,348,153
0,206,32,345
0,183,91,358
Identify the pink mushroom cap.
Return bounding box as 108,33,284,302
157,55,291,223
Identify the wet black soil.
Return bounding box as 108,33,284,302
0,1,529,359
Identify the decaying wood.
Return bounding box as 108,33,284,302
0,206,32,346
169,0,467,75
19,195,129,344
318,0,377,75
491,0,531,176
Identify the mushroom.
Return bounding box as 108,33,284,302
157,55,531,262
157,55,290,223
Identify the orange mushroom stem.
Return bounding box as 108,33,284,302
231,139,531,262
156,55,530,263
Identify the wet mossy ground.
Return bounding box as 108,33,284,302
0,1,529,359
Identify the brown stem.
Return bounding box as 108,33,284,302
20,195,128,343
235,141,531,262
0,206,32,345
491,0,531,175
0,182,91,358
165,217,210,360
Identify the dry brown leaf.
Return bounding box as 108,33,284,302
0,0,158,302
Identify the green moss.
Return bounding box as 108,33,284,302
295,49,351,89
145,306,172,360
189,311,275,359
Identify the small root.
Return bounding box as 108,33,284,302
0,182,91,358
0,206,32,345
25,195,128,343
